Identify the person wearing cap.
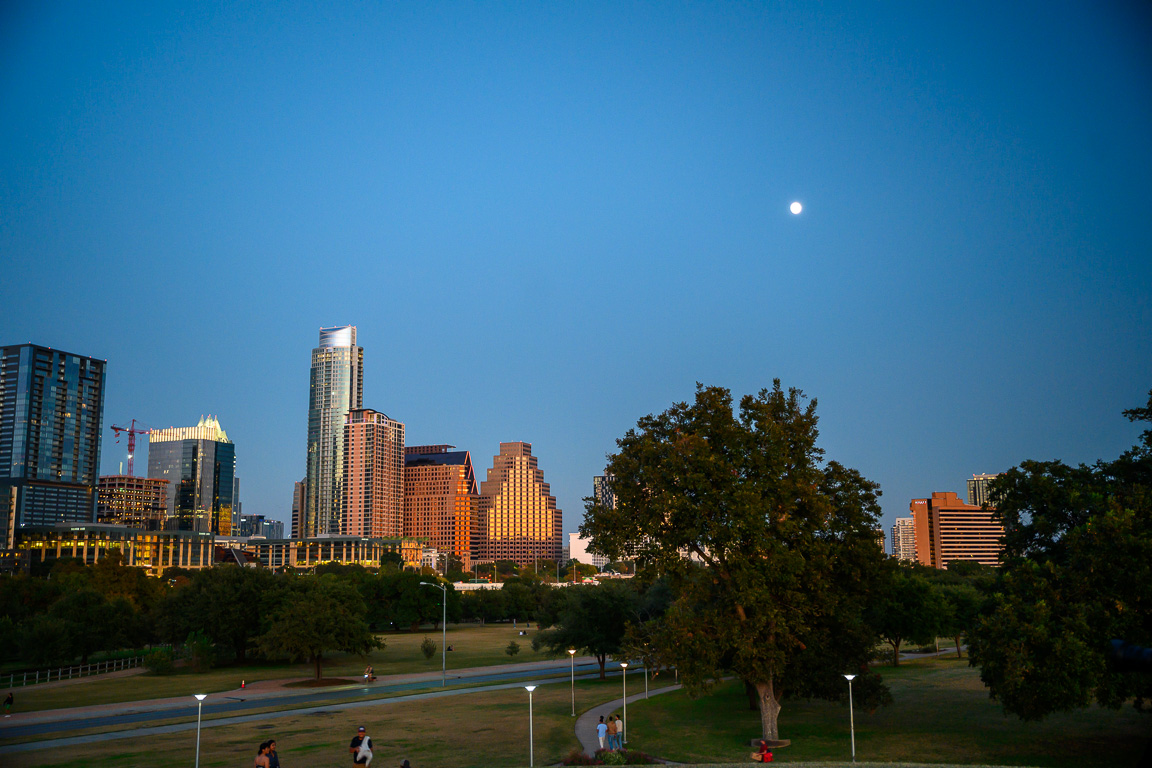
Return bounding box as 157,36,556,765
349,726,373,765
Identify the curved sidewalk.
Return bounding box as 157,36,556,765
574,683,682,755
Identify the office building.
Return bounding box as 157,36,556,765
291,478,306,538
874,526,886,554
305,326,363,537
910,491,1004,568
0,344,106,530
567,531,610,569
238,514,283,539
97,475,169,530
342,409,404,538
16,523,214,575
593,474,616,509
477,442,562,567
404,444,480,571
232,475,242,532
891,517,916,562
147,416,235,535
967,473,1002,507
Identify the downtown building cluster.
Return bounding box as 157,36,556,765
889,474,1005,568
293,326,563,572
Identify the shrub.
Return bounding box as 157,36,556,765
594,749,657,765
622,750,658,764
597,749,626,765
562,748,603,765
420,636,437,660
144,648,176,675
505,640,521,657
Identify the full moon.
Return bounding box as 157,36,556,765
790,201,802,215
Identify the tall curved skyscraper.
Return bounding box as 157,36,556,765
305,326,362,537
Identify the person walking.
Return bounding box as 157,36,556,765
255,741,271,768
605,715,618,750
596,716,607,749
350,725,373,766
3,692,12,717
267,739,281,768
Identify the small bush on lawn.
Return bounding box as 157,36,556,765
562,748,603,765
420,636,437,660
598,750,627,765
144,648,175,675
594,748,657,765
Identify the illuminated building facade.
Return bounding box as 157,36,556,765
147,416,235,535
967,473,1002,507
305,326,363,537
477,442,562,567
17,523,213,575
342,409,404,538
891,516,916,561
0,344,106,529
404,445,479,570
249,535,422,570
910,491,1004,568
291,478,306,538
97,475,169,530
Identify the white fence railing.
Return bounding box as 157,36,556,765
5,655,144,688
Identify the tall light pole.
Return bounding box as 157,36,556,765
193,694,207,768
525,685,537,768
568,648,577,716
844,674,856,763
420,581,447,686
620,661,629,745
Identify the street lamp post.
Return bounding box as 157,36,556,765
193,694,207,768
844,674,857,763
420,581,447,686
568,649,577,716
525,685,537,768
620,661,629,745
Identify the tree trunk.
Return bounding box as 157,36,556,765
954,635,963,658
744,679,760,711
754,677,782,741
597,654,606,679
314,652,323,680
890,639,900,666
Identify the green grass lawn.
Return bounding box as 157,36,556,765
625,657,1148,768
15,623,552,712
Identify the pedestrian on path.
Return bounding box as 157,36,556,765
606,715,618,749
596,716,607,748
3,692,11,717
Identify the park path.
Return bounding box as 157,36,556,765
574,683,682,756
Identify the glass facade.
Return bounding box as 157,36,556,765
146,417,236,535
305,326,362,537
0,344,106,528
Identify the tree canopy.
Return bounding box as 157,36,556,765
581,382,889,741
968,389,1152,720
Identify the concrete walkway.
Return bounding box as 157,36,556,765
574,683,682,756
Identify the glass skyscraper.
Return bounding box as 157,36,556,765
0,344,106,534
146,416,235,535
305,326,362,537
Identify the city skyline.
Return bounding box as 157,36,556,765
2,4,1149,539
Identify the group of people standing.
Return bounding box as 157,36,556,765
595,714,624,750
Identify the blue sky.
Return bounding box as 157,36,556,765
2,2,1150,539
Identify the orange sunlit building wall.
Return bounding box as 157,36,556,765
909,491,1003,568
342,409,405,538
403,445,480,570
477,442,562,568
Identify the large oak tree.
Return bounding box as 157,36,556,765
581,383,888,741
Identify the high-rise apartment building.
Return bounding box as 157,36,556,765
874,526,886,554
891,516,916,561
291,478,306,538
967,473,1002,507
97,475,169,530
305,326,362,537
404,445,479,571
910,491,1004,568
342,409,404,538
147,416,235,535
477,442,562,567
0,344,106,531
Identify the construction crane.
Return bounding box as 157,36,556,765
110,419,151,476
